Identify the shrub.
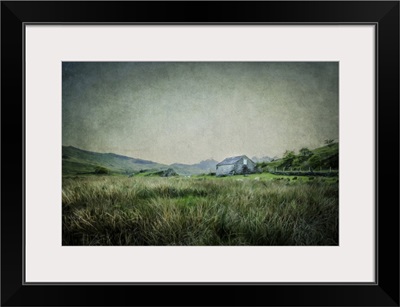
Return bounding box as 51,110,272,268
94,166,110,175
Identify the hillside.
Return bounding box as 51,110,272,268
62,146,218,176
170,159,218,176
258,142,338,172
62,146,167,175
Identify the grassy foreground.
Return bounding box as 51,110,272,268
62,175,338,246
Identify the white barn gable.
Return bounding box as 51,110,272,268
216,155,256,176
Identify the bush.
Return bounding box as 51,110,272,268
94,166,110,175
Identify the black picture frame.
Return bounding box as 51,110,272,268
1,1,399,306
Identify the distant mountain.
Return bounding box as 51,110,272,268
196,159,219,170
251,156,274,163
62,146,219,176
170,159,218,176
62,146,167,175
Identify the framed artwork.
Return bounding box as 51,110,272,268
1,1,399,306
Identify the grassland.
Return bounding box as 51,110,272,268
62,173,338,246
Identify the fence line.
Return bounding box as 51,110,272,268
267,167,338,177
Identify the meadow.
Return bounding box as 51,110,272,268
62,173,338,246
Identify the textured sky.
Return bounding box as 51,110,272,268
62,62,338,164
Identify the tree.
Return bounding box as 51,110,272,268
283,150,295,161
282,150,296,168
299,147,313,157
298,147,313,163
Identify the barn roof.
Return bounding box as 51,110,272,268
217,155,252,166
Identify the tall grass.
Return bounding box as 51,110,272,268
62,176,338,245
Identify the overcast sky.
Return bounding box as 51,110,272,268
62,62,338,165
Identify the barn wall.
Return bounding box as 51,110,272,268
247,159,256,171
233,157,256,174
233,161,244,174
216,164,235,176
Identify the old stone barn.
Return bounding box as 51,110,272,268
216,155,256,176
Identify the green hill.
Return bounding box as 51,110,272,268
258,142,338,172
62,146,218,176
62,146,167,175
